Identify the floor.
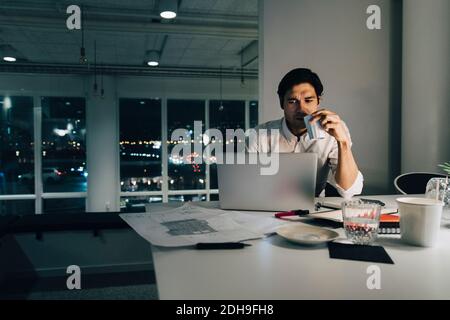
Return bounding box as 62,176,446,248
0,270,159,300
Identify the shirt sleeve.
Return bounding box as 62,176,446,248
326,121,364,199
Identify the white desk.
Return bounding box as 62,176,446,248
149,195,450,299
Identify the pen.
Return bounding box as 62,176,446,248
195,242,252,250
274,209,310,219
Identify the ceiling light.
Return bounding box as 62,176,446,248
3,56,16,62
1,45,18,62
159,0,177,19
146,50,160,67
3,97,12,109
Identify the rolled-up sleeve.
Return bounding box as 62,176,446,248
328,170,364,199
326,122,364,199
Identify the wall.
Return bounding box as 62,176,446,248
0,229,154,291
402,0,450,173
259,0,402,194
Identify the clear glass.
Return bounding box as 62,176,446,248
119,98,162,192
425,177,450,220
120,196,163,212
209,100,245,189
167,99,206,190
342,200,381,245
0,200,34,216
210,193,219,201
41,97,86,193
43,198,86,214
0,96,34,195
249,100,259,128
168,194,207,202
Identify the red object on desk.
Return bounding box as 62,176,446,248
380,214,400,222
274,210,309,219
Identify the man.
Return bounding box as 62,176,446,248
248,68,363,198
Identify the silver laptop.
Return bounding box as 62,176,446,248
217,153,317,211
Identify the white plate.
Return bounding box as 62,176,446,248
276,224,339,245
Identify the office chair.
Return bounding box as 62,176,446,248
394,172,447,195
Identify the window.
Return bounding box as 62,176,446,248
250,100,259,128
43,198,85,214
0,96,34,195
0,200,34,216
168,194,207,202
209,100,246,189
120,196,163,213
167,100,206,190
210,194,219,201
41,97,86,193
120,98,162,192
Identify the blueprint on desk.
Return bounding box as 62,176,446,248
120,203,288,247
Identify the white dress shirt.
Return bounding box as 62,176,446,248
247,117,363,199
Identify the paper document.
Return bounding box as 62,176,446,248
311,208,398,223
120,203,288,247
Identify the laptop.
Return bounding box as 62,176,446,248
217,153,317,211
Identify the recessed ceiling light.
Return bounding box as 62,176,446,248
3,97,12,109
1,45,20,63
3,56,16,62
160,11,177,19
159,0,177,19
146,50,160,67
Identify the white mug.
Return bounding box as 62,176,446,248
396,197,444,247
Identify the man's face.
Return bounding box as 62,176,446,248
282,82,320,129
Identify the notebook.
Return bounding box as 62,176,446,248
313,198,400,234
311,211,400,234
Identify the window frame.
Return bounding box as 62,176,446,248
118,94,257,203
0,90,258,214
0,92,88,214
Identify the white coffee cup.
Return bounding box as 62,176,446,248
396,197,444,247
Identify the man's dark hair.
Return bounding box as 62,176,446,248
277,68,323,108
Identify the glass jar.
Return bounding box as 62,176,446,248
425,177,450,220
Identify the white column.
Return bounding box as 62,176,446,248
402,0,450,173
85,75,120,212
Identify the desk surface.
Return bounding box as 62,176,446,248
149,195,450,299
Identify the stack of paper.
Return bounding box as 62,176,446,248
311,208,398,223
120,203,288,247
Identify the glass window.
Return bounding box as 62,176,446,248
120,98,162,192
41,97,86,193
0,200,34,216
120,196,162,212
209,100,245,189
210,194,220,201
0,96,34,195
167,100,206,190
43,198,86,214
168,194,207,202
249,100,259,128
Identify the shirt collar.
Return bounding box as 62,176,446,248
281,117,297,143
281,117,311,143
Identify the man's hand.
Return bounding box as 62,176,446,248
309,109,349,143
